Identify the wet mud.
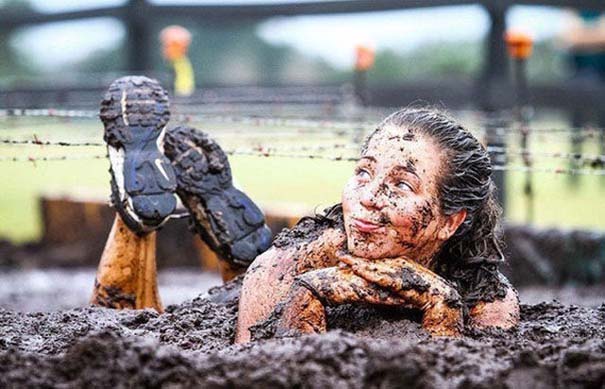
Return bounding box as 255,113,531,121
1,277,604,388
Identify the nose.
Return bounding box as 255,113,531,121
360,180,385,210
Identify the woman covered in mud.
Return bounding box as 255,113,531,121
89,77,517,341
235,107,520,343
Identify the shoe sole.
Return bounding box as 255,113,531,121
164,125,272,267
100,76,177,233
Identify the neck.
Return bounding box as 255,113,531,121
404,240,443,269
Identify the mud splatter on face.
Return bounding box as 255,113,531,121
402,132,415,141
419,201,434,229
342,125,448,263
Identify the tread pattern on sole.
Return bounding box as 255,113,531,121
164,125,272,266
100,76,177,234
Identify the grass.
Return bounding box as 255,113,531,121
1,116,604,243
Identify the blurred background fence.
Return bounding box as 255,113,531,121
0,0,604,287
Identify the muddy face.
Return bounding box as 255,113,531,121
342,125,451,265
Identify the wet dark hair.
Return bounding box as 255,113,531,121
363,106,508,306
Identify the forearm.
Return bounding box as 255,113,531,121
288,264,462,337
336,253,463,336
265,267,403,340
337,253,462,310
235,228,345,343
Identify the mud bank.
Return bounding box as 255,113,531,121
1,280,604,388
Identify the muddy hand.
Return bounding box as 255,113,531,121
337,251,463,337
272,266,407,339
288,227,347,274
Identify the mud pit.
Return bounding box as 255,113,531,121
1,276,604,388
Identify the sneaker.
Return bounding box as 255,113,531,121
163,125,272,267
100,76,177,234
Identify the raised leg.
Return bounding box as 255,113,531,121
91,214,163,312
90,76,177,311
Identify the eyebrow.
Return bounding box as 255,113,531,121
392,164,420,179
360,156,377,163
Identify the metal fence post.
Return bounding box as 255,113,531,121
125,0,152,72
479,4,510,208
506,31,534,223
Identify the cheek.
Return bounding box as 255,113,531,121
387,199,439,238
341,178,359,211
386,200,419,228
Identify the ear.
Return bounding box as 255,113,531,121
437,209,467,241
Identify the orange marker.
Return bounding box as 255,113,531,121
505,31,533,60
160,25,192,61
355,44,375,72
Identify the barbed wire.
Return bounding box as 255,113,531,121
223,149,358,162
2,137,604,166
0,154,108,163
0,108,378,133
2,125,603,146
488,146,605,167
1,138,104,147
0,108,97,119
491,165,605,176
172,113,374,131
2,148,605,175
0,109,383,134
3,107,605,137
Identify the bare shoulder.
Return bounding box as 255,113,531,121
236,207,345,343
469,275,520,329
268,204,346,271
272,204,345,250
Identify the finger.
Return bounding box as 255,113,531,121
350,262,400,289
297,266,407,306
338,253,401,287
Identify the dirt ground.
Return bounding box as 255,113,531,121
1,273,604,388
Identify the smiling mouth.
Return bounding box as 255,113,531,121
351,218,386,233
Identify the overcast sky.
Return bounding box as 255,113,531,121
7,0,568,70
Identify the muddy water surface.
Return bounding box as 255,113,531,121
1,277,604,388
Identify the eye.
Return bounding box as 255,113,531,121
395,181,413,192
355,168,371,181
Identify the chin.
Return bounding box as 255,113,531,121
346,236,391,259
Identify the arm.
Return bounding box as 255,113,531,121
235,227,345,343
338,252,520,331
235,246,298,344
336,252,463,336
